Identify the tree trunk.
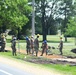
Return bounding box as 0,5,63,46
65,36,67,42
41,0,46,41
17,27,20,40
75,37,76,45
64,1,67,42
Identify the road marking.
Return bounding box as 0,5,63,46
0,69,13,75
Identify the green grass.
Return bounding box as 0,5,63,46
6,35,75,43
3,35,76,75
0,51,76,75
43,64,76,75
6,42,76,57
0,51,25,60
6,35,76,57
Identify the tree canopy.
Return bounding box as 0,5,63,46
0,0,76,41
0,0,31,34
65,17,76,37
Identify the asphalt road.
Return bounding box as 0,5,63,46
0,62,34,75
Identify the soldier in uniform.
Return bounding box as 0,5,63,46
34,34,39,56
58,37,63,55
30,36,34,55
40,40,48,56
11,35,17,56
1,35,6,52
26,36,31,55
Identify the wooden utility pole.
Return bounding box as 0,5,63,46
32,0,35,37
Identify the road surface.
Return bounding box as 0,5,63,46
0,56,63,75
0,62,34,75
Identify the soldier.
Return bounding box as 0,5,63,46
11,35,17,56
40,40,48,56
1,35,6,52
58,37,63,55
34,34,39,56
30,36,34,55
25,36,31,55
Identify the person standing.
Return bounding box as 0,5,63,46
58,37,63,55
34,34,39,56
11,35,17,56
30,36,34,55
1,35,6,52
25,36,31,55
40,40,48,56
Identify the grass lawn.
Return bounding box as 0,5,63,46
6,35,75,43
0,51,76,75
6,35,76,57
2,35,76,75
43,64,76,75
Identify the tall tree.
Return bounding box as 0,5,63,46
58,0,75,41
35,0,61,41
41,0,46,41
65,17,76,45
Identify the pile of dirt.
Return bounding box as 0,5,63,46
71,48,76,53
24,56,76,66
6,47,76,66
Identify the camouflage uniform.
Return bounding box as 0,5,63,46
34,36,39,56
59,37,63,55
11,36,17,56
41,40,47,56
30,36,34,55
26,37,31,55
1,35,6,52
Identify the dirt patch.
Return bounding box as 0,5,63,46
5,47,64,59
5,47,76,66
24,56,76,66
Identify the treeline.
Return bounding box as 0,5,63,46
0,0,76,40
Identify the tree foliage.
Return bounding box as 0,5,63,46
65,17,76,37
65,16,76,45
58,0,75,33
34,0,61,40
0,0,31,34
